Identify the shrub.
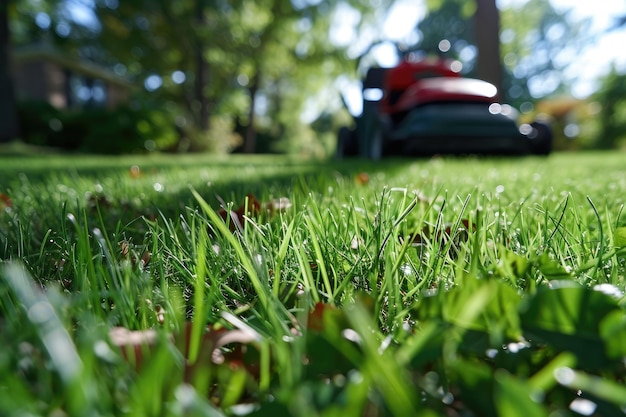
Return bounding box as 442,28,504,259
17,101,179,154
593,68,626,149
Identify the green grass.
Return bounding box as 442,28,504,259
1,151,625,416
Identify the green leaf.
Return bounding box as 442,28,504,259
534,253,572,280
520,283,618,335
599,310,626,359
520,284,622,370
528,352,577,393
555,367,626,408
451,360,498,417
413,277,522,341
494,370,549,417
425,0,476,17
613,226,626,247
424,0,445,10
396,321,448,368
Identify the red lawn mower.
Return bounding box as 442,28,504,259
337,57,553,159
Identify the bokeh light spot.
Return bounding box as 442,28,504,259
171,71,186,84
144,75,163,91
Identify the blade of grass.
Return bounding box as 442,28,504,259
191,188,269,313
188,224,208,365
272,218,296,298
2,262,95,415
587,196,605,282
304,213,335,304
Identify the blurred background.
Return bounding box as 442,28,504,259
1,0,625,156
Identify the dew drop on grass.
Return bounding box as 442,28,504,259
348,369,363,384
333,374,346,387
442,392,454,405
153,182,164,192
485,348,498,358
174,384,196,408
378,335,392,354
554,367,575,385
593,283,623,298
424,371,439,383
530,390,545,403
341,329,361,345
230,403,257,415
94,340,117,362
569,398,597,416
28,301,54,324
423,288,438,297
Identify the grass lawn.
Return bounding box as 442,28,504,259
1,151,625,416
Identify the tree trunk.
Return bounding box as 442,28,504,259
243,72,259,154
194,0,210,131
0,0,19,143
474,0,503,98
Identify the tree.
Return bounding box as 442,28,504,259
90,0,221,150
406,0,586,109
410,0,474,63
0,0,19,143
474,0,502,95
193,0,210,132
499,0,590,108
593,68,626,149
417,0,501,93
8,0,390,154
226,0,361,153
88,0,388,154
418,0,500,90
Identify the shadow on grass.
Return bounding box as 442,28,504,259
0,153,425,269
0,152,418,238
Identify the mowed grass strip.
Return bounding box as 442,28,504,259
1,151,625,416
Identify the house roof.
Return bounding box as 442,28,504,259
12,44,132,88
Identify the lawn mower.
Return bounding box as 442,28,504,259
337,57,553,159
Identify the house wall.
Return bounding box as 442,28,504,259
13,60,68,109
45,61,67,109
107,83,129,109
13,60,48,102
13,50,131,110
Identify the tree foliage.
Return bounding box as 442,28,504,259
593,68,626,149
404,0,588,110
409,0,475,64
78,0,390,153
499,0,590,107
6,0,392,154
3,0,608,152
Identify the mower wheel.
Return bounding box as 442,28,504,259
336,126,359,159
528,121,553,155
368,130,384,160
